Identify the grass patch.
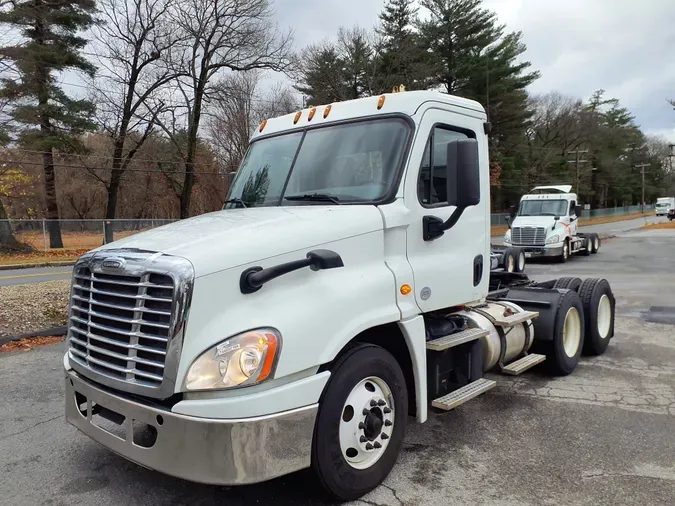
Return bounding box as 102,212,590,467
640,220,675,230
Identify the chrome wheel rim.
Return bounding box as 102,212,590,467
597,294,612,338
563,243,569,260
594,237,600,250
339,376,394,470
507,255,515,272
563,307,582,358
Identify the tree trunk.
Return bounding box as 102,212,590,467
104,137,127,243
35,0,63,248
42,148,64,248
180,89,204,219
0,198,19,249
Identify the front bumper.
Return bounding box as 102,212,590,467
65,369,318,485
514,245,564,258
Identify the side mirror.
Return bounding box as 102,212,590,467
423,138,480,241
446,139,480,208
509,205,517,220
575,205,582,217
552,215,560,230
228,171,237,186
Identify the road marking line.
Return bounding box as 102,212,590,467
0,271,71,280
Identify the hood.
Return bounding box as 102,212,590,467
511,216,559,229
96,206,385,277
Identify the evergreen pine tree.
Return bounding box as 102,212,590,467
417,0,540,155
0,0,97,248
377,0,432,91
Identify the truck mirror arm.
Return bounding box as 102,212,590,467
239,249,344,294
422,207,466,241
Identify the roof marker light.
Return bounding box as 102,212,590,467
293,111,302,124
323,104,332,118
308,107,317,121
259,119,267,132
377,95,386,110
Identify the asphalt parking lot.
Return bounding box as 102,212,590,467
2,228,675,506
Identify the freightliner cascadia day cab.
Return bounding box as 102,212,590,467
503,185,601,263
64,90,616,501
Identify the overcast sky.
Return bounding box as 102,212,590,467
273,0,675,142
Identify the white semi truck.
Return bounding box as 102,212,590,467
63,90,616,501
504,185,601,262
655,197,675,216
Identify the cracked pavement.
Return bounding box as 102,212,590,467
1,228,675,505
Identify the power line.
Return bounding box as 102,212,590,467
0,158,226,176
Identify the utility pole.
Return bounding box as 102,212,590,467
567,149,588,197
635,162,650,212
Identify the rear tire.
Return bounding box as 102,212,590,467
515,248,526,273
581,237,592,256
590,233,600,254
544,290,585,376
553,277,582,292
504,248,517,273
579,278,615,356
312,344,408,501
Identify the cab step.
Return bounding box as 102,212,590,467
492,310,539,327
431,378,496,411
501,353,546,375
426,328,489,351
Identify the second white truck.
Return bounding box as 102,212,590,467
504,185,600,262
655,197,675,216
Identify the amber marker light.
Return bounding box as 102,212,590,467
400,284,412,295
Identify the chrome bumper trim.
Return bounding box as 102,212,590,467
65,370,317,485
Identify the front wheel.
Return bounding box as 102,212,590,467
312,344,408,501
558,239,569,263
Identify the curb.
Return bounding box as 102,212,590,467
0,325,67,347
0,261,75,271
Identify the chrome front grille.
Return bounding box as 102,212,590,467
67,250,194,399
512,226,546,246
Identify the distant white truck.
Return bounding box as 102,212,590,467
504,185,600,262
655,197,675,216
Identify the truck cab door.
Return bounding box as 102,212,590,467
404,108,489,313
568,200,578,236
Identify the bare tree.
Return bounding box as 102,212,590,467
208,71,298,173
92,0,183,241
160,0,293,218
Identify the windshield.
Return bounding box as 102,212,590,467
518,199,568,217
656,203,669,208
225,118,410,207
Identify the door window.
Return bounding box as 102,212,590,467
417,127,469,206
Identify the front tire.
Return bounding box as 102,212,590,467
590,233,600,254
558,239,570,263
312,344,408,501
504,248,517,273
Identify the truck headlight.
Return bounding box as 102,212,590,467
184,329,281,391
504,230,511,244
546,234,560,244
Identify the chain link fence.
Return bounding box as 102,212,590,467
0,204,657,254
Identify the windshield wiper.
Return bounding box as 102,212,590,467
222,198,249,208
284,193,341,204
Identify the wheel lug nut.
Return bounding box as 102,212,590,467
363,409,369,416
381,433,389,440
365,443,373,450
373,441,382,449
360,436,367,443
384,420,392,427
378,399,386,406
370,399,377,407
358,422,366,430
383,407,392,414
